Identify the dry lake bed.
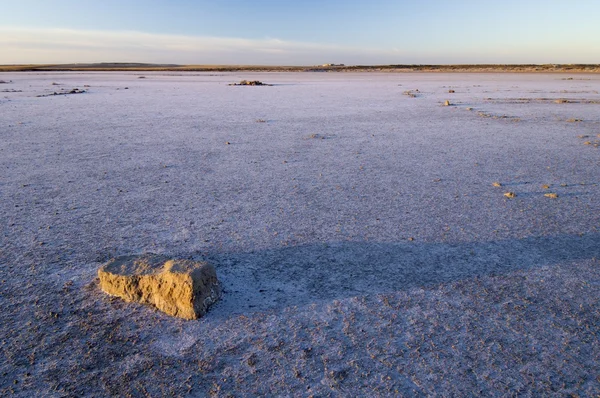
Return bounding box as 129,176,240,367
1,72,599,396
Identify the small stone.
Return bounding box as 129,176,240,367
544,193,558,199
98,254,221,319
504,192,516,199
542,184,550,189
444,100,451,106
492,182,502,187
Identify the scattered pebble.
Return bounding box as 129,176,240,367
544,193,558,199
307,133,328,140
504,192,516,199
492,182,502,187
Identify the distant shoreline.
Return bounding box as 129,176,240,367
1,63,599,73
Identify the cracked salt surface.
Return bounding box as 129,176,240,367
0,71,599,396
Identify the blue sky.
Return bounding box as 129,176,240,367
1,0,599,64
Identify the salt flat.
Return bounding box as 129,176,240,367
1,72,599,396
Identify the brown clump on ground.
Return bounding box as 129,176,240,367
229,80,272,86
98,254,221,319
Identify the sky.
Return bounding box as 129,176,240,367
1,0,599,65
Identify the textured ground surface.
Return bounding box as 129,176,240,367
1,72,599,396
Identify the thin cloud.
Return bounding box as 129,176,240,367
0,27,402,65
2,27,596,65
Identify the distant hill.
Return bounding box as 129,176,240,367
1,63,599,73
57,62,181,69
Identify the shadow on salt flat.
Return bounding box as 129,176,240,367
201,233,600,319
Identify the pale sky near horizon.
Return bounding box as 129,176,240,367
1,0,599,65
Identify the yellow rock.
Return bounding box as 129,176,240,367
98,254,221,320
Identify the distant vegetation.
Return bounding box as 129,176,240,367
1,63,599,73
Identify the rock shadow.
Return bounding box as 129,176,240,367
202,233,600,318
